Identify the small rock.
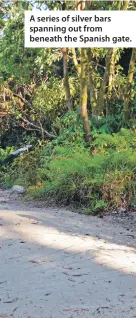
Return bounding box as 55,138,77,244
10,185,26,194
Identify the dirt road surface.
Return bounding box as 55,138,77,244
0,190,136,318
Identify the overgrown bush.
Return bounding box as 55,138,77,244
29,128,136,213
1,117,136,214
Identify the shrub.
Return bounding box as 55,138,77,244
1,121,135,214
30,128,136,213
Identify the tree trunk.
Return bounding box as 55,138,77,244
107,48,117,95
71,48,81,76
76,0,91,142
61,48,72,111
87,49,98,119
124,48,136,121
97,48,117,117
122,0,129,10
121,0,134,121
80,48,91,142
116,1,122,10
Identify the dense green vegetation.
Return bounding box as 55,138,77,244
0,1,136,213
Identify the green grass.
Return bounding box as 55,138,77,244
1,127,136,214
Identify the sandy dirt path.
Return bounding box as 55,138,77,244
0,190,136,318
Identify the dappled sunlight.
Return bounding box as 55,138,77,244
93,248,136,273
11,220,136,275
0,208,136,275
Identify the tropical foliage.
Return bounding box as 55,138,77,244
0,0,136,213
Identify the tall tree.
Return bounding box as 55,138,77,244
61,48,72,111
124,48,136,121
78,0,91,141
80,48,91,142
61,1,72,111
97,48,117,117
87,49,97,119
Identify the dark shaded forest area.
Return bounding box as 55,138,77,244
0,0,136,214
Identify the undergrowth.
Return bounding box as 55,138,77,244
0,113,136,214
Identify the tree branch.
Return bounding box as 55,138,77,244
13,93,32,108
71,48,81,75
20,116,57,139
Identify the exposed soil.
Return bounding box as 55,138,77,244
0,189,136,318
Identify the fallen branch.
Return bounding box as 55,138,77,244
20,117,57,139
13,93,32,108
